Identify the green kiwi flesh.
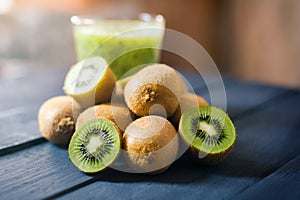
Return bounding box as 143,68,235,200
179,106,235,164
68,118,121,173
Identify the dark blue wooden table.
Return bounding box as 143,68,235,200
0,66,299,200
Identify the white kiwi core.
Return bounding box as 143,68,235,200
86,135,104,154
65,57,108,94
198,121,219,137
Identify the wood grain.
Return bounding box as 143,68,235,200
0,72,299,199
0,67,66,151
234,155,300,200
0,70,211,153
0,143,93,200
55,91,300,200
199,78,289,117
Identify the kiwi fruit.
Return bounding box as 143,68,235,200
124,64,187,117
179,106,236,164
76,103,135,132
123,115,179,174
69,118,121,173
63,57,116,108
169,93,209,129
111,75,132,105
38,96,81,147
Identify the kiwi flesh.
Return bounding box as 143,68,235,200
124,64,187,117
76,103,135,132
179,106,236,164
123,115,179,174
169,93,209,129
38,96,81,147
63,57,116,108
69,118,121,173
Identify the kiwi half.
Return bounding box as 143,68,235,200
169,93,209,129
69,118,121,173
179,106,236,164
63,57,116,108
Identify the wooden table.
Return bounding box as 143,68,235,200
0,66,299,200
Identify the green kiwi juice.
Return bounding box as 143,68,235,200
72,16,165,79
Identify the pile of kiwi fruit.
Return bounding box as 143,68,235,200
38,56,236,174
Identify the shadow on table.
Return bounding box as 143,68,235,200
89,147,266,184
91,156,210,184
86,111,273,184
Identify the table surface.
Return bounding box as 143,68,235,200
0,66,299,200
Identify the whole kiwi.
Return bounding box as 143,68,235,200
169,93,209,129
110,75,133,106
124,64,187,117
76,103,135,132
38,96,81,147
123,115,179,174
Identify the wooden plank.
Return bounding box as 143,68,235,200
234,155,300,200
0,142,96,200
0,77,296,199
199,79,291,117
0,67,67,109
0,71,211,152
0,67,66,150
179,71,222,90
55,92,300,200
0,65,283,153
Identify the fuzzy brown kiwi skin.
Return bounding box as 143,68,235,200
124,64,187,117
123,115,179,174
75,104,134,172
112,75,133,105
146,166,171,175
76,103,135,132
169,93,209,129
127,83,179,117
71,119,122,175
179,116,235,165
38,96,81,148
187,144,234,165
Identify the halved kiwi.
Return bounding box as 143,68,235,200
68,118,121,173
179,106,236,164
63,57,116,108
169,93,209,129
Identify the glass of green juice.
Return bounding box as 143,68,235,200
71,13,165,79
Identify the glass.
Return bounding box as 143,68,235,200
71,13,165,79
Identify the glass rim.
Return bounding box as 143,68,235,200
70,12,165,26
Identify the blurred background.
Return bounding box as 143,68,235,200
0,0,299,88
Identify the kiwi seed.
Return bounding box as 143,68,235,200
179,106,236,164
69,118,121,173
38,96,81,147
